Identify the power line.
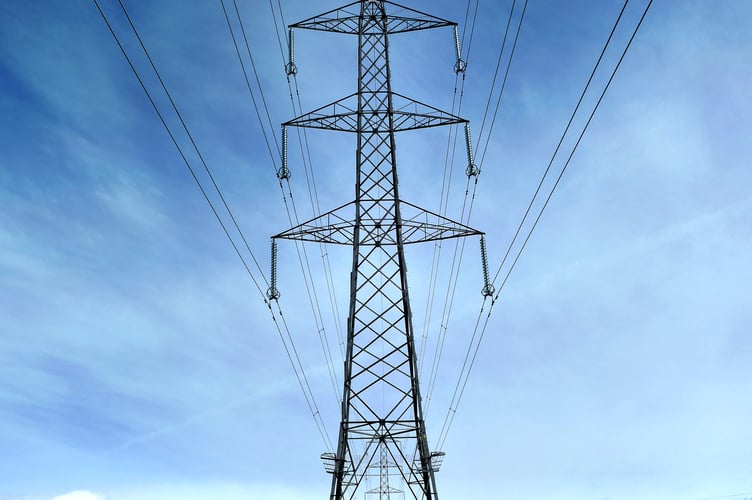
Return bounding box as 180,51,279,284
419,68,465,388
420,0,492,409
90,0,266,299
424,0,528,423
92,0,333,451
222,0,342,402
267,0,348,360
425,0,527,421
476,0,528,169
267,0,347,388
274,301,335,451
416,1,491,373
460,0,480,66
436,296,488,450
227,0,281,156
493,0,651,294
114,0,269,287
490,0,630,285
436,0,654,449
219,0,279,164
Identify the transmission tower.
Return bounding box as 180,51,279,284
271,1,489,498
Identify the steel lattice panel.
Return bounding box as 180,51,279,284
274,1,484,498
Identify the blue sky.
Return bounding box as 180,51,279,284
1,1,751,499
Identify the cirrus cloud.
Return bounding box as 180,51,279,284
53,491,106,500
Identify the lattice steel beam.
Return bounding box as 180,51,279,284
273,200,482,246
274,1,483,498
284,93,466,133
291,1,455,35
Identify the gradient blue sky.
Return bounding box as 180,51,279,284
1,1,751,499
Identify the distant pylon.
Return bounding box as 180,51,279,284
273,1,485,498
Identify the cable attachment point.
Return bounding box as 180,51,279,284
453,26,466,74
464,123,479,177
267,239,281,300
285,28,298,76
276,166,291,180
480,235,495,298
277,126,291,180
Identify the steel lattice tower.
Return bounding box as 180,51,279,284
272,1,487,498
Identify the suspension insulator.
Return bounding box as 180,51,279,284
285,28,298,76
277,127,291,180
464,123,479,177
453,25,466,74
267,239,281,300
480,235,495,298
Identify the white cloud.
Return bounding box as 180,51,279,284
109,482,321,500
53,491,106,500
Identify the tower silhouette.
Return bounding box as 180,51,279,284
272,1,485,498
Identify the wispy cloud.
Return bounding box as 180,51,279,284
105,481,322,500
53,492,106,500
2,0,751,499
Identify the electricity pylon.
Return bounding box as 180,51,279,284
271,1,489,498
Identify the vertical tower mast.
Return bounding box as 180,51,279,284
273,2,484,498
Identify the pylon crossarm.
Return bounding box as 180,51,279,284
289,1,361,34
399,199,483,243
273,201,355,244
274,199,482,245
291,1,455,35
283,93,359,132
390,92,466,130
284,92,465,133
